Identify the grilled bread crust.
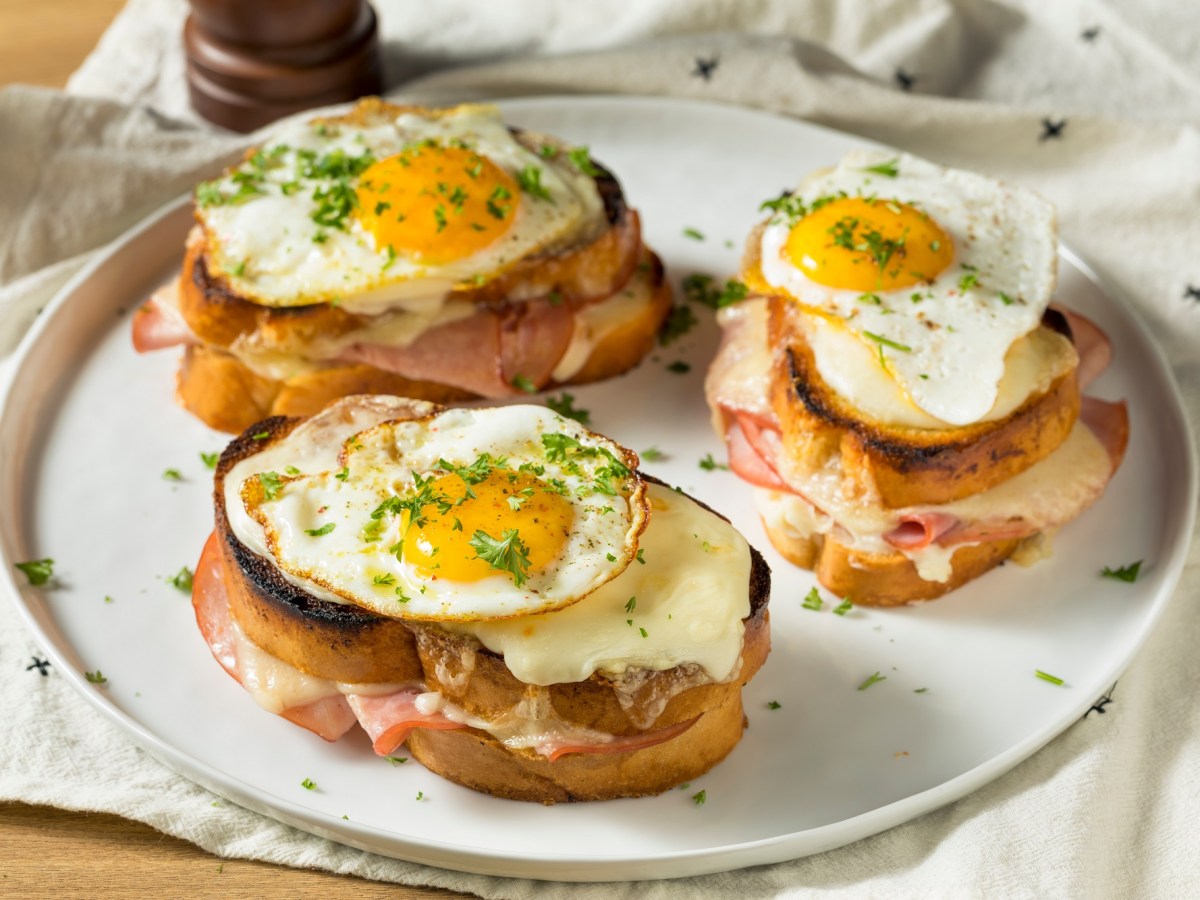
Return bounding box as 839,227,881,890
767,296,1081,509
213,407,770,801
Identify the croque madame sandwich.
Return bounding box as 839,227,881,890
705,150,1128,606
133,99,671,433
192,395,770,802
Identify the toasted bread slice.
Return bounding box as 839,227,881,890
212,404,771,800
768,296,1081,508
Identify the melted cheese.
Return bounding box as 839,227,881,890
449,482,750,685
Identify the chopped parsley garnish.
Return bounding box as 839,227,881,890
470,529,532,586
666,360,690,374
639,627,649,638
250,431,269,441
857,671,887,691
373,573,396,586
85,670,108,685
1101,560,1142,582
168,566,194,593
300,778,317,791
285,465,301,475
516,165,553,201
863,331,912,352
698,453,728,471
539,144,558,159
692,789,707,805
759,192,810,224
545,392,590,425
386,755,408,766
15,558,54,586
200,451,219,469
681,273,749,309
640,446,667,462
567,146,601,177
958,272,979,292
998,292,1015,306
606,552,617,562
636,549,646,565
334,466,350,482
395,586,411,604
230,260,246,277
104,595,114,604
858,293,883,306
861,158,900,178
827,214,906,271
801,587,823,611
305,522,336,537
382,244,397,271
439,453,507,486
914,687,928,694
1035,670,1065,686
625,596,637,613
511,374,538,393
258,471,283,501
833,599,854,616
506,495,525,511
767,700,782,710
162,468,183,481
659,304,699,345
416,791,425,801
683,227,704,241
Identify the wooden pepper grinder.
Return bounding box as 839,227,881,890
185,0,383,133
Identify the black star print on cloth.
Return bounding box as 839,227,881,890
1184,285,1200,302
26,656,51,676
1085,682,1117,718
1040,118,1067,142
1081,27,1101,42
692,57,719,81
895,68,916,91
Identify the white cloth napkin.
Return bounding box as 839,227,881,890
3,2,1199,897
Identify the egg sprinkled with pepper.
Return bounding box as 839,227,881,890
241,406,649,621
746,150,1058,425
193,104,607,314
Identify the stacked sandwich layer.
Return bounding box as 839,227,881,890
133,99,672,433
196,396,770,803
706,151,1129,605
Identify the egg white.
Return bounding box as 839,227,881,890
241,406,649,621
758,150,1058,426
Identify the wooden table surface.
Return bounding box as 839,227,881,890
0,3,466,896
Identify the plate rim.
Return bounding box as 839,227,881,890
0,93,1196,882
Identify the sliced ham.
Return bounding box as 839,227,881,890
338,294,576,396
542,715,701,762
883,512,961,550
1055,306,1112,390
1080,396,1130,470
131,281,194,352
726,419,790,490
344,690,466,756
191,533,358,742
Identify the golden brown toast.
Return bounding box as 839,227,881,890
767,296,1081,509
211,404,771,801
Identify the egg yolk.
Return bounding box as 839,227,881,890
401,470,574,583
784,197,954,291
355,145,520,265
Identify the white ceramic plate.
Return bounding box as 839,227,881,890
1,97,1195,882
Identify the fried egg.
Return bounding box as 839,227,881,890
194,103,607,315
750,150,1058,425
240,406,648,621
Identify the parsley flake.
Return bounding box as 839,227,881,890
833,599,854,616
567,146,601,177
1035,670,1065,686
386,756,408,766
863,331,912,353
373,573,396,586
640,446,667,462
305,522,336,537
258,471,283,501
857,671,887,691
861,158,900,178
470,529,532,587
683,227,705,241
85,670,108,685
801,587,823,611
692,789,707,805
659,304,699,345
625,596,637,613
511,374,538,394
516,165,553,201
15,558,54,586
161,468,183,481
168,566,194,593
200,451,220,469
767,700,782,710
300,778,317,791
545,392,590,425
681,273,749,309
698,453,728,471
1101,560,1142,582
636,549,646,565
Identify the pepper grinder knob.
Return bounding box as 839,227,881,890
185,0,383,133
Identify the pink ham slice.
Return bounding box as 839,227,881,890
338,296,576,396
1054,306,1112,390
726,417,790,491
1080,397,1130,471
131,282,194,352
344,691,466,756
191,533,358,742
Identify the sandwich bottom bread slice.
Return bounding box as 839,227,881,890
194,395,770,802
